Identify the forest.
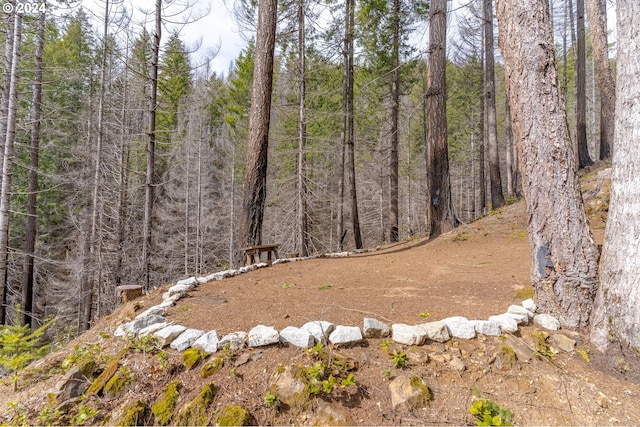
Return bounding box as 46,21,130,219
0,0,634,353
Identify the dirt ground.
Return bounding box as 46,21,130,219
2,164,639,426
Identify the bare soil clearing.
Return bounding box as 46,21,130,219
2,164,639,426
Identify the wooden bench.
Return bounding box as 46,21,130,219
242,244,280,266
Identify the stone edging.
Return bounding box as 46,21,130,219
114,255,563,353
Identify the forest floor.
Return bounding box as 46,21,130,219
2,161,640,426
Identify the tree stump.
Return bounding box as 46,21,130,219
116,285,143,303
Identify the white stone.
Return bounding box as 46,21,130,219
197,273,218,283
170,328,205,351
135,305,168,320
156,299,175,309
114,314,166,337
488,314,519,333
175,277,198,287
522,298,537,313
469,320,501,336
534,314,561,331
329,325,363,345
280,326,315,348
248,325,280,347
363,318,390,338
166,283,194,298
192,330,220,353
219,331,247,351
442,316,476,339
418,321,451,342
392,324,427,346
508,305,534,321
505,312,529,325
218,269,238,278
138,322,172,337
154,324,187,347
301,321,335,344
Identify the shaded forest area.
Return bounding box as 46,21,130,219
0,0,614,338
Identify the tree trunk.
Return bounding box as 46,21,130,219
143,0,161,290
504,91,514,199
426,0,456,237
21,10,45,328
585,0,614,160
590,1,640,351
575,0,592,168
115,54,130,289
388,0,400,243
240,0,278,248
478,30,486,217
0,11,21,325
297,0,309,256
496,0,599,328
484,0,505,209
0,10,14,184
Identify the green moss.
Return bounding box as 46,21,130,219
173,383,216,426
514,285,534,300
408,376,432,408
182,348,206,370
115,400,147,426
532,329,555,358
216,405,252,426
200,356,223,378
152,381,181,426
86,359,120,398
104,367,133,398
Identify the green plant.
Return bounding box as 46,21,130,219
380,339,393,351
157,350,169,369
392,350,408,368
5,401,29,426
263,390,280,408
125,334,161,354
318,284,333,290
38,405,63,426
514,285,534,300
419,311,431,319
469,399,513,426
61,343,102,374
300,344,357,397
71,404,97,426
281,283,295,289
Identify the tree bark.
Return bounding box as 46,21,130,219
426,0,456,237
240,0,278,248
0,10,14,184
22,10,45,328
478,31,486,217
590,1,640,351
496,0,599,328
483,0,505,209
0,11,20,325
297,0,309,256
585,0,614,160
388,0,400,243
575,0,592,168
142,0,161,290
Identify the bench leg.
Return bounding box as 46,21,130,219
267,250,272,266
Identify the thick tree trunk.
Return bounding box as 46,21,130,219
297,0,309,257
426,0,456,237
575,0,592,168
590,1,640,351
496,0,599,328
585,0,614,160
504,92,514,199
388,0,400,243
483,0,505,209
22,10,45,328
142,0,161,290
0,10,14,183
0,11,21,325
240,0,278,248
478,31,486,216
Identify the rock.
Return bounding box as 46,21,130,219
488,314,519,333
138,321,172,337
534,314,561,330
215,405,253,426
279,326,314,348
135,305,169,320
219,332,247,351
363,318,390,338
418,321,451,343
154,324,187,347
392,323,427,346
170,328,205,351
54,367,89,403
301,320,335,344
406,347,430,365
197,273,218,283
156,299,176,309
503,333,534,362
388,375,432,410
270,365,308,408
508,305,534,321
550,333,576,352
469,320,501,336
522,298,537,313
247,325,280,347
176,277,198,287
448,356,466,372
166,283,194,299
442,316,476,339
329,325,363,346
505,312,529,325
162,292,182,302
597,392,609,408
309,402,356,426
192,330,220,353
115,314,166,337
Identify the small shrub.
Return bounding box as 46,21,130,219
469,399,513,426
263,390,280,408
392,350,408,369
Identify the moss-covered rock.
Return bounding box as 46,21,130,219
152,381,181,426
85,359,120,398
173,383,216,426
216,405,253,426
182,348,207,370
268,364,310,411
389,375,432,410
104,366,133,398
115,400,147,426
200,356,224,378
